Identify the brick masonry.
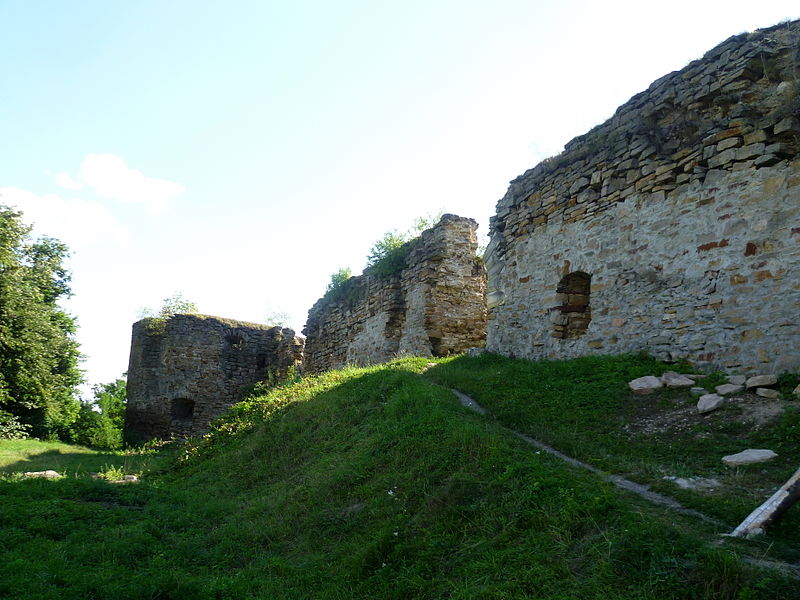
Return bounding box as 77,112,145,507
485,20,800,374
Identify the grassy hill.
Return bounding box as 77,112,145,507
1,354,798,599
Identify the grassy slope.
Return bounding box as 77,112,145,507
423,353,800,549
0,357,797,599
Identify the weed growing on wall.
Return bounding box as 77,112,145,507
364,212,443,280
139,292,198,334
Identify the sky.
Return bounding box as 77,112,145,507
1,0,797,395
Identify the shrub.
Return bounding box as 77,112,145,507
0,410,31,440
325,268,352,296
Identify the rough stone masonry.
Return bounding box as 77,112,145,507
303,214,487,373
125,314,304,441
485,20,800,374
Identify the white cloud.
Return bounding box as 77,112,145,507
78,153,185,213
55,171,84,190
0,187,130,249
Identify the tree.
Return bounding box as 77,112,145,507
68,377,126,449
0,205,82,438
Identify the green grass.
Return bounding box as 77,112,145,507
422,353,800,549
0,438,168,478
0,357,798,599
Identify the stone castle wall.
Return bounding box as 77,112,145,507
303,214,487,373
125,314,303,441
486,20,800,374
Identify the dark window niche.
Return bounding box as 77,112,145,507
552,271,592,339
170,398,195,421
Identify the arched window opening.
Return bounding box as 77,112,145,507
552,272,592,339
170,398,195,421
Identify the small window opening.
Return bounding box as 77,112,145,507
170,398,195,421
552,271,592,339
225,332,245,350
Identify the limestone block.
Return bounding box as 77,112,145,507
754,153,781,167
794,384,800,398
722,449,777,466
707,148,738,169
726,375,746,385
746,374,777,389
629,375,663,395
690,387,707,397
715,383,744,395
23,470,61,479
717,136,742,152
774,116,800,135
661,371,695,387
663,476,720,491
697,393,725,413
756,388,781,399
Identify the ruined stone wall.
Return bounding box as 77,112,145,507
486,20,800,374
125,314,304,441
303,214,487,373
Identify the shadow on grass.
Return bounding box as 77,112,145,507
0,446,165,479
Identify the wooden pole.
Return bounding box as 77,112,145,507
730,467,800,538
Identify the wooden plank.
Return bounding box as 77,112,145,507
730,467,800,538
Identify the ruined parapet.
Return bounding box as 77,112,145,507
303,214,487,373
486,20,800,374
125,314,304,441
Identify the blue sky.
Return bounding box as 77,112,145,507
1,1,797,392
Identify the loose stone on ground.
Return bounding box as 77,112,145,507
629,375,663,394
722,449,778,466
663,476,721,491
23,470,61,479
661,371,695,387
745,375,778,389
715,383,744,396
697,393,725,414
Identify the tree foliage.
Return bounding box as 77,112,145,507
0,205,82,438
68,377,126,449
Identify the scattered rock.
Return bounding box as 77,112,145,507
746,374,777,389
722,449,777,466
726,375,746,385
697,393,725,414
110,475,140,484
629,375,663,395
661,371,695,387
715,383,744,396
756,388,781,399
793,384,800,398
690,387,707,397
663,476,721,491
23,470,61,479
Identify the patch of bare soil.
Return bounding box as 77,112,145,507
623,392,786,436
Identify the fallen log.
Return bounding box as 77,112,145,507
730,467,800,538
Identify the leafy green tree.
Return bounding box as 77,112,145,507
69,377,126,449
0,205,82,438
